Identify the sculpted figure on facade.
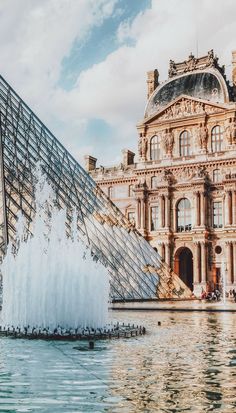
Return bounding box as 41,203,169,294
168,59,177,77
184,53,197,72
138,134,142,157
141,136,148,159
163,129,174,155
161,99,207,121
195,123,208,150
138,134,148,160
195,165,207,179
225,119,236,145
207,49,215,66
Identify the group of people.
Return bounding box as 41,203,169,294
201,289,221,301
201,288,236,302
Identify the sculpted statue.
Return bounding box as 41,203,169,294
225,119,236,145
195,165,207,178
185,53,197,72
196,124,208,149
138,135,142,157
141,136,148,159
207,49,215,66
163,129,174,155
169,59,177,77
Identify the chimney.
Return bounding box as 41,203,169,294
84,155,97,172
146,69,159,99
232,51,236,86
122,149,135,166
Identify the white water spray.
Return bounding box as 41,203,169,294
1,173,109,330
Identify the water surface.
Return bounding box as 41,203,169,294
0,311,236,412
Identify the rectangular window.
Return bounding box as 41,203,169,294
213,201,223,228
151,206,159,231
128,211,135,225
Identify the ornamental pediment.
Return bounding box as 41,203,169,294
143,95,229,125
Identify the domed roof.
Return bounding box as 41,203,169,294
145,68,230,118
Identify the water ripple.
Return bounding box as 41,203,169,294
0,311,235,412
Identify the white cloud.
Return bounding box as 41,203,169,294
57,0,236,163
0,0,117,117
1,0,236,165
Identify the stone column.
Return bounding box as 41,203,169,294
161,243,165,262
226,241,233,285
142,197,146,230
232,191,236,225
160,195,165,228
233,242,236,284
173,200,177,232
136,199,141,229
165,195,170,228
158,196,162,228
194,192,200,227
165,243,170,267
200,192,205,226
225,191,231,226
201,242,206,284
140,198,143,230
194,242,201,284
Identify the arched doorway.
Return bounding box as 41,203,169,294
174,247,193,291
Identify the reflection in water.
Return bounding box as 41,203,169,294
0,311,235,412
109,312,236,413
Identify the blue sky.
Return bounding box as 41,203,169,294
59,0,151,90
0,0,236,167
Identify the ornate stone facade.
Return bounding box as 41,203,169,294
86,50,236,296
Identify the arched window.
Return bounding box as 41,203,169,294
179,130,190,157
212,201,223,228
108,186,114,198
151,176,158,189
211,126,223,152
151,206,159,231
129,184,134,197
177,198,191,232
150,135,161,160
213,169,220,183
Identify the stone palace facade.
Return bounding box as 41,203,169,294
85,50,236,296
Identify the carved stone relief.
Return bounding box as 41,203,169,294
158,98,223,121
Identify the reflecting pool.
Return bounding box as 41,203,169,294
0,310,236,412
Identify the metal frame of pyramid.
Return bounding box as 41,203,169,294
0,75,192,301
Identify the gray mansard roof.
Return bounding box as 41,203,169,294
145,50,234,118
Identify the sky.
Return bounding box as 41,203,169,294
0,0,236,168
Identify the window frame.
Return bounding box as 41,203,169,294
177,198,192,232
179,130,190,157
211,125,223,153
151,176,158,189
128,211,136,225
150,135,161,161
212,201,223,229
213,169,220,183
150,205,159,231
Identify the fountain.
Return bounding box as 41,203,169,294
0,170,145,340
0,171,110,333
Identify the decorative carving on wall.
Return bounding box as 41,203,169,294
158,98,223,121
175,168,194,182
194,165,208,179
168,49,225,78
